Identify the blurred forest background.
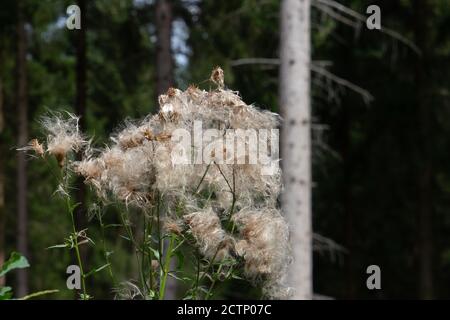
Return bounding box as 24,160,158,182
0,0,450,299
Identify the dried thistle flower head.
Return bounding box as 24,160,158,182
210,66,224,89
232,208,290,298
35,68,291,298
74,158,102,181
113,281,145,300
18,138,45,157
184,208,231,260
163,217,184,235
41,112,87,167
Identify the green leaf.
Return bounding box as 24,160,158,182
69,202,81,213
146,290,155,299
79,293,92,300
120,235,131,241
168,272,188,282
198,286,209,294
175,250,185,269
104,224,122,229
46,244,68,250
0,287,12,300
85,263,111,278
0,252,30,278
18,289,59,300
149,247,160,260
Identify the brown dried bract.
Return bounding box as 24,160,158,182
29,138,45,157
155,132,172,141
142,128,154,141
166,87,177,97
210,66,224,89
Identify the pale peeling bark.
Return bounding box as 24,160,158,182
279,0,313,300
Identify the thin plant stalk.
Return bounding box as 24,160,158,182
159,233,176,300
67,197,88,299
119,210,147,295
97,210,116,286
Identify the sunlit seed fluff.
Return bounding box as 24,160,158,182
232,208,290,298
163,217,184,235
48,68,291,296
41,112,87,167
184,208,231,260
74,158,102,181
113,281,144,300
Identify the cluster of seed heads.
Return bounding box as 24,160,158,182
22,68,292,299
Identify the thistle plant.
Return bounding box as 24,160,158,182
21,68,292,299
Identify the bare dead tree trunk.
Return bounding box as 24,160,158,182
414,0,433,300
16,0,29,297
0,56,5,288
279,0,313,300
155,0,174,97
155,0,176,299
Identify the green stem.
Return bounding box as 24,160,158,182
159,233,176,300
205,264,223,300
19,289,59,300
120,211,146,295
147,209,155,294
195,163,211,193
140,211,150,295
67,198,87,300
206,264,235,300
192,250,201,300
97,211,116,286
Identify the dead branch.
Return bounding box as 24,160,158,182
312,0,420,54
230,58,373,103
311,63,374,104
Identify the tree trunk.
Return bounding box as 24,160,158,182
16,0,29,297
0,58,5,288
155,0,174,97
75,0,87,232
155,0,176,299
279,0,313,300
341,103,356,299
414,0,433,300
74,0,88,297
